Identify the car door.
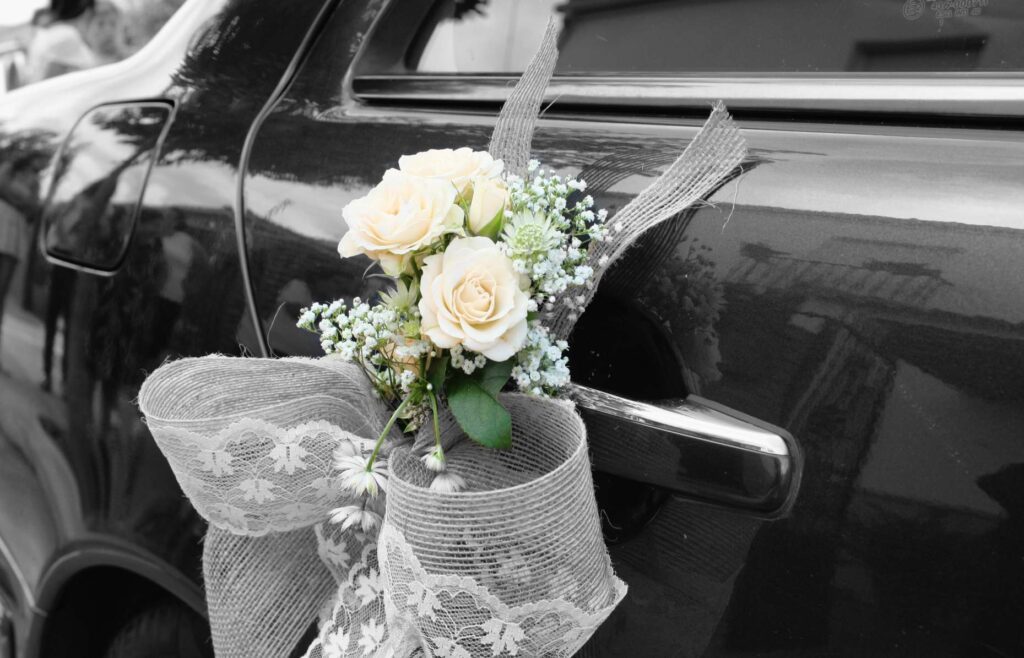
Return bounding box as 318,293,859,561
242,1,1024,656
0,0,338,654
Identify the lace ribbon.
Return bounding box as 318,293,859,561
305,393,625,658
138,356,395,657
138,15,747,658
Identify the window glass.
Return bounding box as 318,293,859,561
406,0,1024,74
43,102,172,271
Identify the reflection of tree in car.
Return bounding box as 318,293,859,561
0,155,43,371
44,147,144,263
0,125,58,380
150,207,198,363
640,237,726,390
41,148,144,392
87,223,163,436
97,0,333,170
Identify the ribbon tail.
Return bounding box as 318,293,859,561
304,524,420,657
488,17,560,178
548,101,748,340
203,526,336,658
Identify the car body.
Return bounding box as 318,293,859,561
0,0,1022,656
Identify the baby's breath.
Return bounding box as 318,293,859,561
503,168,606,309
298,284,431,417
511,322,570,397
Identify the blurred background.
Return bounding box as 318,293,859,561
0,0,184,94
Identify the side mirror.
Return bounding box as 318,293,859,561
42,101,174,274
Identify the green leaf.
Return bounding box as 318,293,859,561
447,374,512,449
476,358,513,397
427,355,448,395
474,209,505,240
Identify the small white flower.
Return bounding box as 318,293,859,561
429,471,467,493
336,454,388,497
421,447,447,472
328,505,381,532
502,211,562,256
379,279,419,311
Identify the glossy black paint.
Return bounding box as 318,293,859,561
0,0,329,655
0,0,1020,657
43,102,175,273
243,2,1024,656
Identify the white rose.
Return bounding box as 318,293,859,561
419,237,529,362
338,169,463,276
467,176,508,234
398,147,503,196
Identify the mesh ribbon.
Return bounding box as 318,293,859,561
548,101,746,340
487,18,559,179
138,356,394,657
306,395,625,657
138,15,747,658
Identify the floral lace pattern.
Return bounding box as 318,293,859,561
306,523,625,658
378,524,625,657
305,526,402,658
155,418,375,535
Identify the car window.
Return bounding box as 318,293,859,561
43,102,173,272
399,0,1024,74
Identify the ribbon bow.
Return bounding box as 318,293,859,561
138,20,746,658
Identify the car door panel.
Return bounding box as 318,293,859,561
243,2,1024,656
0,0,333,653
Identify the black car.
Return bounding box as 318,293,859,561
1,0,1023,656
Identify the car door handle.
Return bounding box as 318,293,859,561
570,384,803,519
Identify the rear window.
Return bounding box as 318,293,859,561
398,0,1024,74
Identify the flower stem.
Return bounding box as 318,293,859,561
367,393,413,468
427,388,442,452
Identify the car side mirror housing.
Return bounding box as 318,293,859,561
42,101,174,274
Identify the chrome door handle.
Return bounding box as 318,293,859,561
570,384,803,519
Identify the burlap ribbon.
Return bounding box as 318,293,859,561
138,356,395,657
138,17,747,658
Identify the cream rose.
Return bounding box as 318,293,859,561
467,176,509,234
398,148,503,196
419,237,529,362
338,169,463,276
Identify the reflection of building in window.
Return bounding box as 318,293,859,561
407,0,1024,74
705,209,1024,653
412,0,560,73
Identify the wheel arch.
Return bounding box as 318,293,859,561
25,538,207,657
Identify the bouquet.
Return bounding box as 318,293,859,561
137,20,747,658
297,151,608,501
